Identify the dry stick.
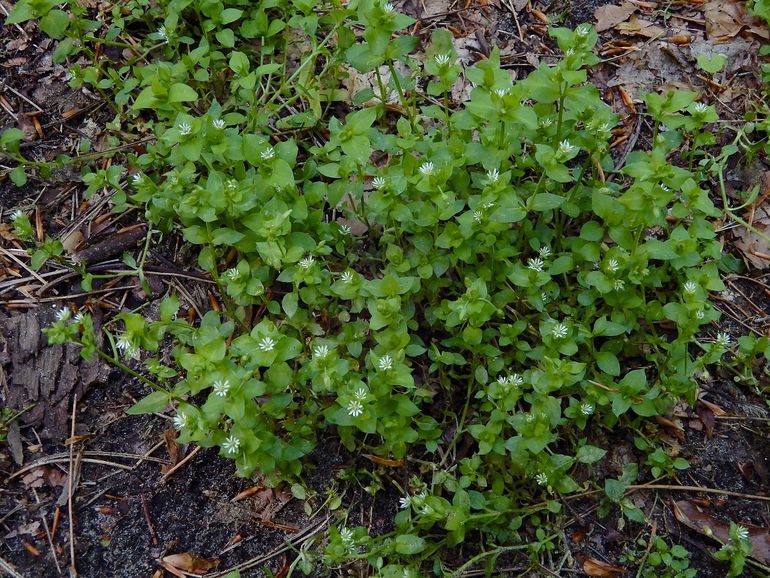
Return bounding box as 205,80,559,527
504,0,525,41
159,445,202,484
0,245,48,285
0,556,26,578
34,488,63,576
8,451,169,480
67,395,77,578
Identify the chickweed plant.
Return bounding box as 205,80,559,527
3,0,749,573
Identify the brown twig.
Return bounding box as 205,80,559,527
159,445,201,484
67,396,77,577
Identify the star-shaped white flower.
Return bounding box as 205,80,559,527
509,373,524,386
576,23,591,36
260,146,275,160
73,312,85,324
606,259,619,273
486,168,499,183
299,256,314,269
226,179,237,190
736,526,750,540
10,209,23,221
383,2,395,12
539,246,551,258
399,496,412,509
473,210,483,223
131,173,143,185
378,354,393,371
552,322,568,339
580,402,594,416
347,399,364,417
527,257,544,272
418,162,434,176
693,102,708,113
313,344,330,359
258,336,275,352
559,140,576,155
339,224,352,235
535,472,549,486
339,527,354,543
614,279,625,291
212,119,226,129
173,412,188,430
683,281,698,294
493,88,509,97
178,122,192,136
372,176,386,190
157,26,169,41
340,271,353,284
224,267,239,280
354,387,368,401
55,307,71,322
434,53,452,66
695,310,705,320
715,332,731,348
213,380,230,397
539,117,553,127
222,435,240,454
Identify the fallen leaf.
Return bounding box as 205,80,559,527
363,454,406,467
703,0,745,38
160,429,182,474
672,501,770,564
695,401,716,438
595,2,637,32
616,16,665,38
161,553,219,575
583,558,624,576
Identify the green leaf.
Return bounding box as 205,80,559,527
39,9,70,39
282,292,299,318
290,483,306,499
394,534,427,555
530,192,565,211
596,351,620,376
216,28,235,47
696,53,727,74
6,0,34,24
160,295,180,323
220,8,243,24
211,227,244,245
10,166,27,187
125,391,170,415
576,445,606,464
168,83,198,103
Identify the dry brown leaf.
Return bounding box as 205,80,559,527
616,16,665,38
695,400,716,438
160,429,182,474
363,454,405,467
698,398,727,416
672,501,770,563
733,202,770,269
703,0,745,38
583,558,625,576
161,553,219,575
594,2,637,32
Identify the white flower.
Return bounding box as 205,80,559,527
695,310,705,320
339,224,352,235
212,119,226,129
347,399,364,417
565,48,574,56
73,312,85,324
606,259,619,273
614,279,625,291
715,332,731,348
526,413,535,423
580,402,594,416
116,333,133,352
173,413,188,430
258,336,275,352
552,322,568,339
509,373,524,386
157,26,168,41
260,146,275,160
222,435,240,454
399,496,412,509
539,117,553,128
378,354,393,371
383,2,395,12
481,201,494,209
55,307,71,322
178,122,192,136
527,257,544,272
693,102,708,113
736,526,750,541
10,209,23,221
224,267,240,280
339,527,354,544
213,380,230,397
683,281,698,294
541,292,550,303
340,271,354,284
226,179,237,190
539,246,551,258
494,88,508,97
372,176,386,190
418,162,434,176
487,168,500,183
599,122,612,133
559,140,576,155
576,23,591,36
434,53,452,66
131,173,143,185
354,388,368,401
313,344,330,359
660,184,670,192
473,210,483,223
299,256,314,269
535,472,549,486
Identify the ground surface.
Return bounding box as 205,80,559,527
1,0,770,577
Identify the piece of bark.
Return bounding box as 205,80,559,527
0,309,109,441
